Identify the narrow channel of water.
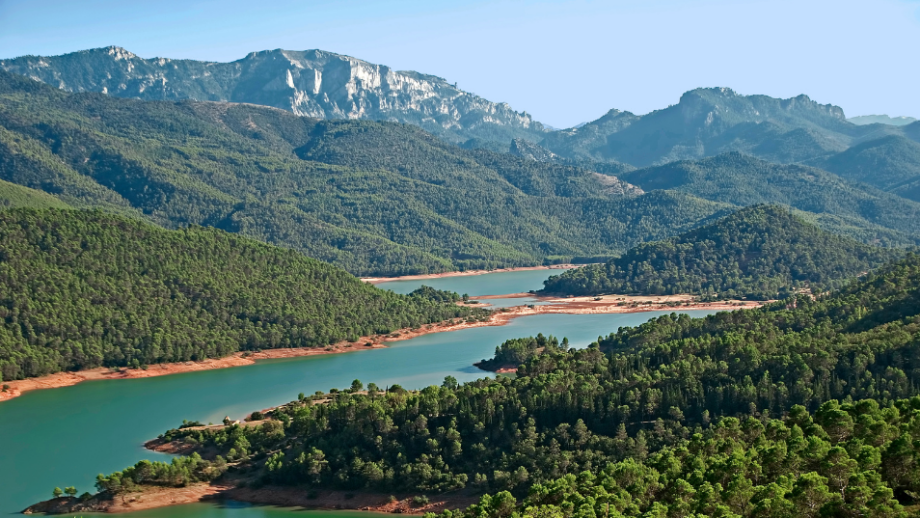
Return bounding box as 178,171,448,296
374,268,571,296
1,271,714,517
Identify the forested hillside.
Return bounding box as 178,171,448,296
77,253,920,517
619,153,920,246
541,205,900,299
0,209,485,382
0,179,68,209
811,135,920,203
0,70,736,276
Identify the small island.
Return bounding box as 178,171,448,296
473,334,568,373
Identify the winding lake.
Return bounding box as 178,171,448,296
1,270,713,517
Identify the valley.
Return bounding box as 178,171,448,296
0,267,714,516
1,268,754,404
1,28,919,518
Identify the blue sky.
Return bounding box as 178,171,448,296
0,0,917,128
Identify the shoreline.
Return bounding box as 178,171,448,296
25,483,478,515
361,264,579,284
1,295,764,404
18,295,766,515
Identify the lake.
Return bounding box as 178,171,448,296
373,268,572,296
0,270,713,517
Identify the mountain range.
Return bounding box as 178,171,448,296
0,69,726,276
540,87,920,167
0,46,546,146
1,47,920,274
6,47,920,171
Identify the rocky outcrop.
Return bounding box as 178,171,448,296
509,138,558,162
0,47,547,144
590,173,645,197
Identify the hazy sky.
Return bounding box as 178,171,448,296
1,0,917,128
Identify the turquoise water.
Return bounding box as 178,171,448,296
1,270,713,517
374,268,572,296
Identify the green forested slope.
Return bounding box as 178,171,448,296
619,152,920,246
0,209,485,382
2,71,918,276
0,179,69,209
0,70,734,276
83,254,920,517
541,205,899,299
812,135,920,203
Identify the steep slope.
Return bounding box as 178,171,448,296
0,46,547,145
0,179,68,209
619,152,920,246
541,205,899,299
0,70,729,275
0,209,484,382
812,135,920,203
59,254,920,518
541,87,905,166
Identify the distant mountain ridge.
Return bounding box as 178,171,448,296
849,114,917,126
540,87,919,166
0,46,547,145
8,47,920,173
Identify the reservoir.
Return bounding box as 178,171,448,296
373,268,572,296
0,270,714,517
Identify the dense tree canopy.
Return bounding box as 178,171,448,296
474,334,568,371
0,179,69,210
812,135,920,203
80,254,920,517
619,153,920,247
541,205,900,299
0,208,486,381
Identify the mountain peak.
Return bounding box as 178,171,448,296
689,86,738,96
77,46,137,60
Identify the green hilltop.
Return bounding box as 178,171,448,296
541,205,901,299
0,209,484,382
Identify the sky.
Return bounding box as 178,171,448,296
0,0,917,128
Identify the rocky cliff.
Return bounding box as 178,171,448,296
0,46,547,145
